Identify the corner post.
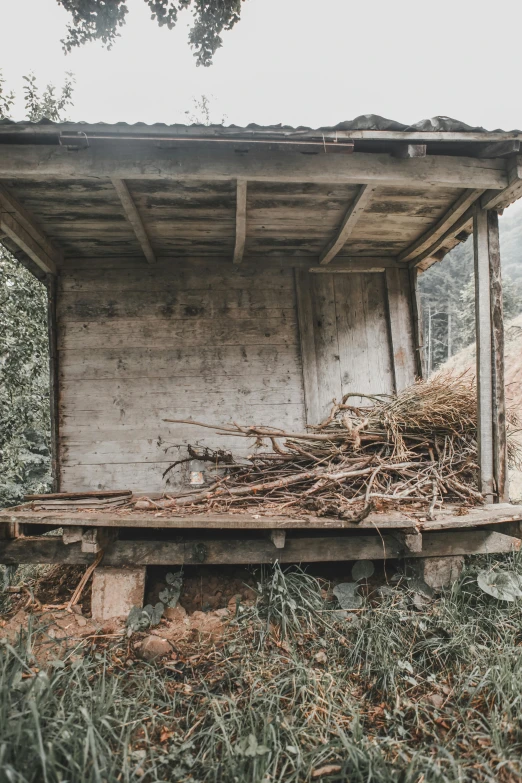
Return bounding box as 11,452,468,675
473,206,507,503
487,211,509,502
46,273,60,493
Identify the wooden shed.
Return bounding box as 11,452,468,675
1,117,521,608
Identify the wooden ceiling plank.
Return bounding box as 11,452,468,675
398,188,484,263
0,146,508,190
319,184,376,265
232,178,247,265
111,178,156,264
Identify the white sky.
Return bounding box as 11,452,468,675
2,0,522,131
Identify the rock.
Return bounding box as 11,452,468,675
314,650,327,664
214,608,229,618
138,635,172,661
164,605,187,622
75,615,88,628
71,605,83,615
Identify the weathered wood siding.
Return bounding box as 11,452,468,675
57,259,418,492
58,260,306,492
296,270,416,423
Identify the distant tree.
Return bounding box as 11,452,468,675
458,275,522,349
0,70,75,506
57,0,244,67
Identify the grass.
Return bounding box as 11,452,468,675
1,558,522,782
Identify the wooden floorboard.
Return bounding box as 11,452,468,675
2,503,521,531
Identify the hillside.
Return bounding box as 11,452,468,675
442,312,522,501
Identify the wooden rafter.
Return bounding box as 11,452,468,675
0,146,509,190
319,185,376,265
111,178,156,264
399,188,484,265
481,155,522,211
0,184,61,274
232,178,247,265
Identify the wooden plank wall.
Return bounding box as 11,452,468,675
57,259,418,492
57,259,306,492
296,270,416,423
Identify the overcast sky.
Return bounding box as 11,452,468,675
2,0,522,130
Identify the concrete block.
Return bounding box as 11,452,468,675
408,556,464,591
91,566,146,621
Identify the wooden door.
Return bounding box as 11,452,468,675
295,269,416,424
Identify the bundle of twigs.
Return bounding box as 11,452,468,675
135,373,516,520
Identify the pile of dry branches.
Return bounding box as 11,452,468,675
136,373,515,520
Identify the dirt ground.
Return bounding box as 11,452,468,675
0,564,264,666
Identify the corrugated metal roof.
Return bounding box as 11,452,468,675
0,114,519,135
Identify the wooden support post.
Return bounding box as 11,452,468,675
233,178,247,265
269,530,286,549
47,274,60,493
488,211,509,502
385,267,417,391
392,530,423,553
81,527,118,554
474,206,494,502
409,267,425,378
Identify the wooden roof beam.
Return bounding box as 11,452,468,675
232,178,247,265
407,205,475,271
319,185,376,265
481,155,522,211
0,184,61,274
111,178,156,264
478,140,520,158
398,188,484,265
0,146,509,190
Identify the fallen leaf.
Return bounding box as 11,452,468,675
312,764,342,777
314,650,327,664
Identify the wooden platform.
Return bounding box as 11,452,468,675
2,502,522,532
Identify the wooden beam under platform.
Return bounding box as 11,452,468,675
0,529,519,566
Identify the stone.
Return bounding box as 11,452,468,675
164,605,187,622
138,635,172,661
91,567,146,621
407,556,464,591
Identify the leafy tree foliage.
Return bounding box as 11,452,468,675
57,0,244,66
0,70,75,506
0,255,50,506
22,72,75,123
